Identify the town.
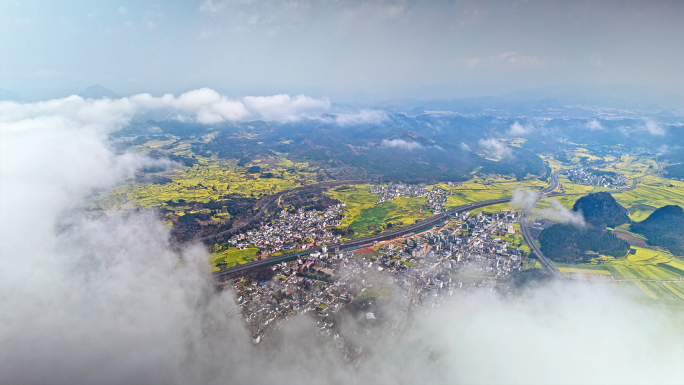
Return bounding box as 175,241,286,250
565,168,629,189
222,206,526,354
226,204,345,256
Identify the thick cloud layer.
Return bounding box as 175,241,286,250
1,98,683,384
0,88,330,128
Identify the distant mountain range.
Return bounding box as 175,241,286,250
79,85,119,99
0,87,24,102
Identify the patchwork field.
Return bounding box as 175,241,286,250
597,155,658,179
552,247,684,304
99,139,321,215
612,175,684,221
325,178,550,240
324,184,432,239
434,179,548,209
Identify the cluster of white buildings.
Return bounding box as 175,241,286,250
566,168,628,189
370,183,451,214
226,204,345,255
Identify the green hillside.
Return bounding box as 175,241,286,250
573,192,630,227
631,205,684,255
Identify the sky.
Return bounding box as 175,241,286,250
1,0,683,101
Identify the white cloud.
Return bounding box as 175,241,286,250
0,89,331,128
541,199,586,227
511,190,585,227
586,119,603,130
508,121,533,136
334,109,388,126
381,138,424,151
460,142,472,152
644,120,665,136
118,6,127,15
242,94,330,122
478,138,512,158
511,188,539,211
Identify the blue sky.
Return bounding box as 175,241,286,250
1,0,682,101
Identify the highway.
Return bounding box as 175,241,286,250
518,170,565,278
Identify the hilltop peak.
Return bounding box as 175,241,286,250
80,85,119,100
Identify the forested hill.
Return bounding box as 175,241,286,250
573,192,630,228
539,192,631,263
631,205,684,255
539,224,629,263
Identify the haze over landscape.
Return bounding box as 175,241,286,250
1,1,683,384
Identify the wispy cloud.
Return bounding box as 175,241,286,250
479,138,512,158
508,121,533,136
381,138,423,151
540,200,586,227
586,119,603,130
644,120,665,136
333,109,388,126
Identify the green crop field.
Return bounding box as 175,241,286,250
434,179,548,209
210,246,260,271
598,155,657,179
325,184,433,238
551,247,684,304
557,175,614,195
612,175,684,221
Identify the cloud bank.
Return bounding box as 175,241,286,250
0,88,331,129
1,97,682,384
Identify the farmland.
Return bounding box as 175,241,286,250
434,179,548,208
98,139,322,216
210,246,260,271
551,247,684,304
324,184,432,239
325,178,550,240
612,175,684,222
